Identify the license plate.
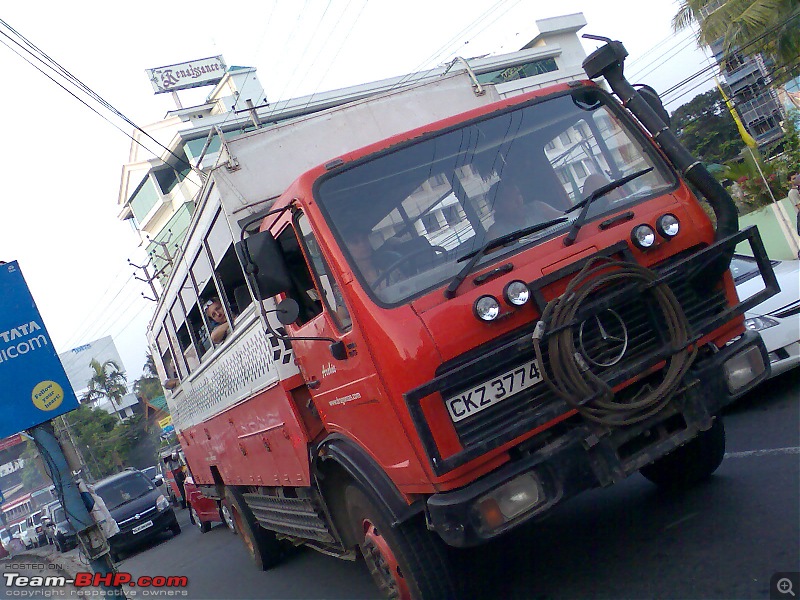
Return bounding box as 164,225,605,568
132,520,153,534
445,358,543,422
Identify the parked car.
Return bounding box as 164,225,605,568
732,254,800,378
44,506,78,552
0,528,12,552
141,466,163,487
184,476,234,534
94,468,181,562
21,511,47,548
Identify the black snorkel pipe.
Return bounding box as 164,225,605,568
581,36,739,244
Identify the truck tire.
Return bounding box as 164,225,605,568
346,485,459,600
640,417,726,488
225,488,283,571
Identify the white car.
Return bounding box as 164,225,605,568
732,255,800,378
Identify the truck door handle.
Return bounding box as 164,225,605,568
307,379,320,389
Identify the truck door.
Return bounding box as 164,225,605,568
276,211,379,424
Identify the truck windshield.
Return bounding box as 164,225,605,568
316,88,675,305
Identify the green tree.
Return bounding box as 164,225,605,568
63,405,136,478
19,440,50,490
82,359,128,422
673,0,800,84
133,353,164,402
671,89,743,164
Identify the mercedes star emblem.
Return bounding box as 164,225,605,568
578,309,629,367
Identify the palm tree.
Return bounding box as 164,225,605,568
82,359,128,422
132,353,165,402
673,0,800,83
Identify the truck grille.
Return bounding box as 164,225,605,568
441,280,727,448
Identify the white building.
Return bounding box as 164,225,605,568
90,392,140,421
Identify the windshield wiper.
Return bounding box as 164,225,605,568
563,167,653,246
444,215,569,299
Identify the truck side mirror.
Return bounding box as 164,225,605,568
235,230,293,299
635,84,671,129
330,341,347,361
275,298,300,325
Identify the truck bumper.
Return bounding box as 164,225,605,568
426,330,768,547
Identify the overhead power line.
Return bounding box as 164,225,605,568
0,17,204,184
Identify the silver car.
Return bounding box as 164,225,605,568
732,254,800,378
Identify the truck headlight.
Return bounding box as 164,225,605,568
631,224,656,249
474,295,500,321
156,495,170,511
723,346,766,394
656,214,680,238
744,316,778,331
474,474,544,533
504,281,530,306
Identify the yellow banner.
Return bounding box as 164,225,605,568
716,78,758,149
158,416,173,429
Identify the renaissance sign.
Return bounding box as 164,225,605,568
146,56,227,94
0,262,79,438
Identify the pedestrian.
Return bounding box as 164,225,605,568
789,173,800,234
203,296,231,343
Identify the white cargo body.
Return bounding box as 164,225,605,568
151,72,510,432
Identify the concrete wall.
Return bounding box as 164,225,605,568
736,196,800,260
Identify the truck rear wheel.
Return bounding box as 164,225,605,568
225,488,282,571
346,485,459,600
640,417,726,488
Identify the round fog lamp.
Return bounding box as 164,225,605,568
631,224,656,249
504,281,530,306
474,295,500,321
656,214,680,238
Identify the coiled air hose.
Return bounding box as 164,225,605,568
531,257,697,427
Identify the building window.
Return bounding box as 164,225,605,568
129,177,161,222
443,204,462,226
422,212,442,233
475,57,558,85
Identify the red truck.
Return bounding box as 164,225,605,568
148,39,777,599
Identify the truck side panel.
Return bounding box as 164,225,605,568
181,379,313,488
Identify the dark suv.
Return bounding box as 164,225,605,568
94,469,181,561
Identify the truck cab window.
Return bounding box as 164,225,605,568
297,213,351,330
276,224,323,325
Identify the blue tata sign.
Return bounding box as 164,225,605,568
0,261,79,438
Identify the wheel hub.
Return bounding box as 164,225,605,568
362,520,410,600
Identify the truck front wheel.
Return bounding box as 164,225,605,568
640,417,726,488
345,485,459,600
225,488,282,571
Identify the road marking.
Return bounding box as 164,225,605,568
663,511,699,531
724,446,800,459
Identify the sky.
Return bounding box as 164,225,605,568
0,0,718,385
